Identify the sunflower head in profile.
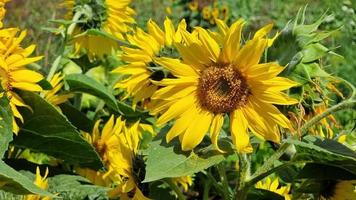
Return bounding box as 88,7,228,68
107,119,153,200
151,19,298,152
63,0,135,59
0,28,43,134
112,18,186,106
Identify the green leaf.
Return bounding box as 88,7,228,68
289,63,329,84
47,175,108,200
296,163,356,180
59,103,95,133
64,74,119,111
13,91,102,169
0,160,53,196
144,139,224,182
247,188,284,200
301,43,329,63
0,95,12,158
287,136,356,173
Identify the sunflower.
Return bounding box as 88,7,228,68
78,116,153,199
42,72,74,106
0,28,43,134
112,18,186,105
321,180,356,200
24,167,51,200
0,0,9,28
150,19,298,152
255,177,291,200
63,0,135,59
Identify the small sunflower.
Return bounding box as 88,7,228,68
63,0,136,59
42,72,74,106
188,1,198,11
108,120,153,200
151,19,298,152
0,28,43,134
112,18,186,105
24,167,51,200
78,116,153,199
255,177,291,200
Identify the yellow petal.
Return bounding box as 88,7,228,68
230,109,253,153
147,19,164,45
219,19,244,63
164,17,175,46
209,114,224,152
11,69,44,83
156,95,196,126
166,105,197,143
154,57,198,77
182,109,213,151
11,82,43,91
196,27,220,62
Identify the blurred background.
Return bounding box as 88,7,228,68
4,0,355,85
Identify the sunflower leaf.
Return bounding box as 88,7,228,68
0,95,12,158
13,91,103,170
0,160,53,196
287,136,356,173
64,74,119,111
143,139,224,182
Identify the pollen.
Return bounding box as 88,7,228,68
197,64,250,114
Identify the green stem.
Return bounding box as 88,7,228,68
206,170,229,200
203,178,211,200
165,178,186,200
235,154,250,200
217,163,231,195
248,143,291,185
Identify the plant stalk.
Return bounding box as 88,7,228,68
165,178,186,200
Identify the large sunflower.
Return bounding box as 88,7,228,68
112,18,186,105
0,28,43,134
63,0,135,59
151,19,298,152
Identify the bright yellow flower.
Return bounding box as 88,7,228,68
63,0,136,59
321,180,356,200
150,19,298,152
43,73,74,106
172,176,193,192
0,28,43,134
221,5,229,22
256,177,291,200
23,167,51,200
79,116,153,199
112,18,186,105
108,120,153,200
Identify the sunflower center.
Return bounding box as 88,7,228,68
197,64,250,114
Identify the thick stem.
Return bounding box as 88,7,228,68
165,178,186,200
235,154,250,200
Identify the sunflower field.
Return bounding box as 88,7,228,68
0,0,355,199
